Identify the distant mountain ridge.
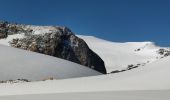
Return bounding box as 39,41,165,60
78,35,170,73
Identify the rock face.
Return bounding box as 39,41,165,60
0,21,106,74
0,21,8,38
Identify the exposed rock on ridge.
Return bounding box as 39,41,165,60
0,21,106,74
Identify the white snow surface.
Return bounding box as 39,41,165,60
0,90,169,100
0,44,101,81
0,55,170,95
0,31,170,99
77,35,164,73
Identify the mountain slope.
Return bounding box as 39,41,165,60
78,35,170,73
0,44,101,81
0,55,170,95
0,91,169,100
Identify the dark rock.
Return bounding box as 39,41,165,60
0,79,30,83
157,48,170,58
127,64,139,70
0,21,8,38
110,70,121,74
135,48,141,51
0,21,107,74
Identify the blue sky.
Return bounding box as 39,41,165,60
0,0,170,46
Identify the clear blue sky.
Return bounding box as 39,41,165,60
0,0,170,46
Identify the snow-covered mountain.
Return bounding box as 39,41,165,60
2,21,170,74
0,21,170,99
0,35,169,95
78,35,170,73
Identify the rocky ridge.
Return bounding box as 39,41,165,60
0,20,106,74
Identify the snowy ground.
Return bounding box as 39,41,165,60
0,54,170,95
0,34,170,99
0,90,169,100
0,44,101,81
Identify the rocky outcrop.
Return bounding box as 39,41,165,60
0,21,8,38
0,21,106,74
157,48,170,58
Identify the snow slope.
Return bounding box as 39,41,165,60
77,35,169,73
0,33,167,74
0,54,170,95
0,31,170,99
0,44,101,81
0,90,169,100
